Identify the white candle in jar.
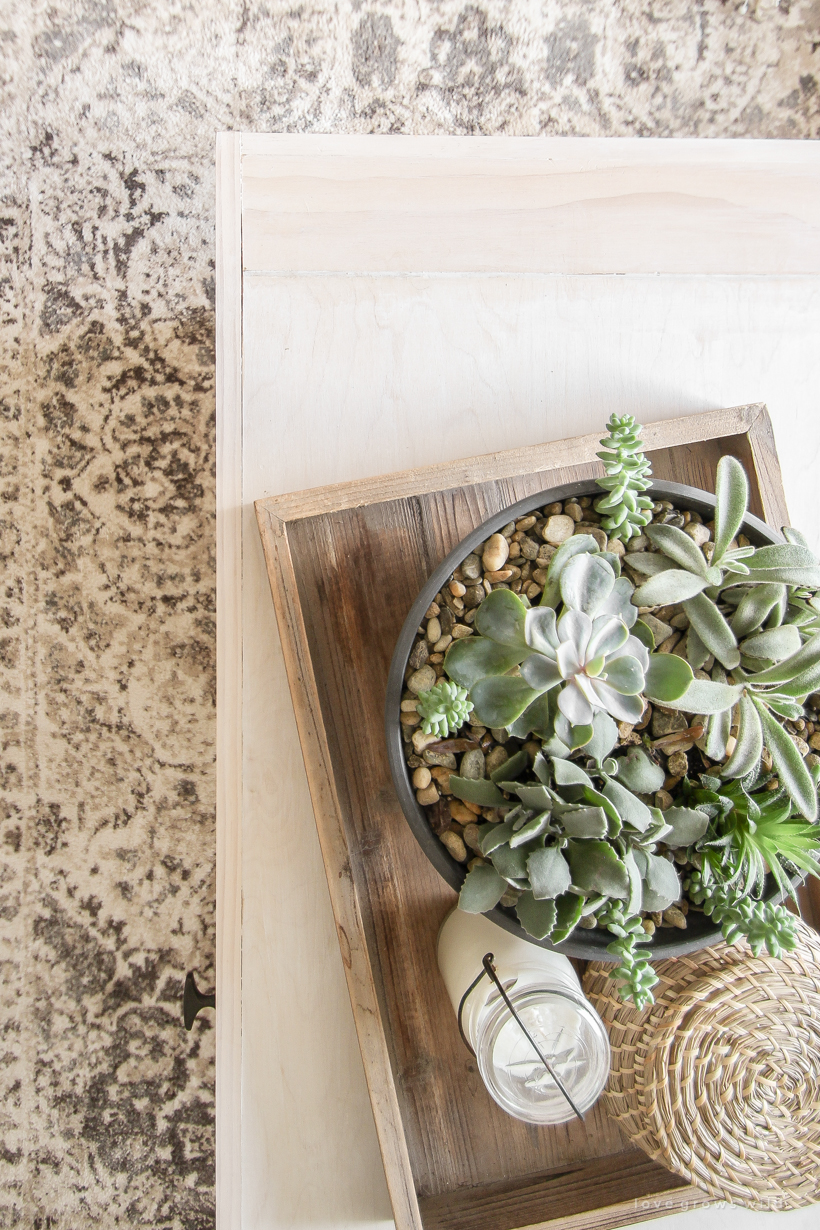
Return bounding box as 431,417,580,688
437,908,611,1125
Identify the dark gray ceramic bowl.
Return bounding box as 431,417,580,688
386,477,790,961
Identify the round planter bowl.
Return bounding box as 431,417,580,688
386,478,791,961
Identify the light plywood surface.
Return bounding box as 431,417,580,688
216,133,820,1230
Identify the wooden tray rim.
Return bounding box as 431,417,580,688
253,403,788,1230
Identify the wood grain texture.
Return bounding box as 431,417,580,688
239,136,820,276
255,506,422,1230
418,1152,694,1230
258,403,764,525
215,130,243,1230
254,407,796,1229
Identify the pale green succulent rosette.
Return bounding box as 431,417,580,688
415,679,473,738
444,539,692,756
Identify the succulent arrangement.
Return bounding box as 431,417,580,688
402,414,820,1007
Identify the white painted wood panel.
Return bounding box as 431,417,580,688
217,133,820,1230
241,135,820,275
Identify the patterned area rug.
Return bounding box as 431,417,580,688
1,1,818,1226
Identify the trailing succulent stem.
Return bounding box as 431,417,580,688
598,902,659,1010
687,876,798,959
593,414,654,543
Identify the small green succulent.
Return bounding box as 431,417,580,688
687,877,798,960
680,771,820,904
593,414,654,542
416,680,473,738
598,901,659,1009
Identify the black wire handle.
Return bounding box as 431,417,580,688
457,951,585,1123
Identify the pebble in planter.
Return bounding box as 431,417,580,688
406,414,820,1008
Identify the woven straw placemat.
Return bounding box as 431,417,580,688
584,918,820,1211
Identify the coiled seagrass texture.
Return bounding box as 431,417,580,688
584,919,820,1211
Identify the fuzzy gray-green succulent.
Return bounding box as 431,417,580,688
454,745,708,948
624,454,820,819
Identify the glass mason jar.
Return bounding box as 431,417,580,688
437,908,611,1125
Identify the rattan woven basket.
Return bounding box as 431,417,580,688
584,919,820,1211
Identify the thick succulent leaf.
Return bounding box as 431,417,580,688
730,583,786,639
551,892,586,943
527,846,572,899
672,677,743,715
515,892,557,940
449,775,506,807
662,807,710,848
509,811,553,848
632,619,655,651
519,653,563,691
525,606,560,657
551,758,593,789
742,566,820,587
595,577,638,628
602,777,652,833
686,623,711,670
491,843,530,885
682,593,740,670
633,570,708,606
445,636,527,690
585,711,619,764
570,723,594,750
480,820,517,855
559,806,609,838
458,864,508,913
643,653,694,703
623,552,676,577
507,692,553,740
704,707,731,760
533,750,551,785
490,748,529,783
567,840,630,899
768,661,820,698
713,455,749,563
513,783,554,811
587,615,629,660
540,536,601,608
721,692,763,779
740,624,802,663
614,746,666,794
471,676,541,728
782,526,812,548
743,629,820,686
646,523,709,577
623,849,643,916
747,543,819,572
475,588,529,648
765,695,807,720
641,853,681,913
601,654,645,695
587,679,646,724
752,697,818,821
560,553,615,616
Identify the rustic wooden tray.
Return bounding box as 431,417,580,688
254,404,818,1230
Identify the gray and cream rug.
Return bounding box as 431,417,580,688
1,1,818,1226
